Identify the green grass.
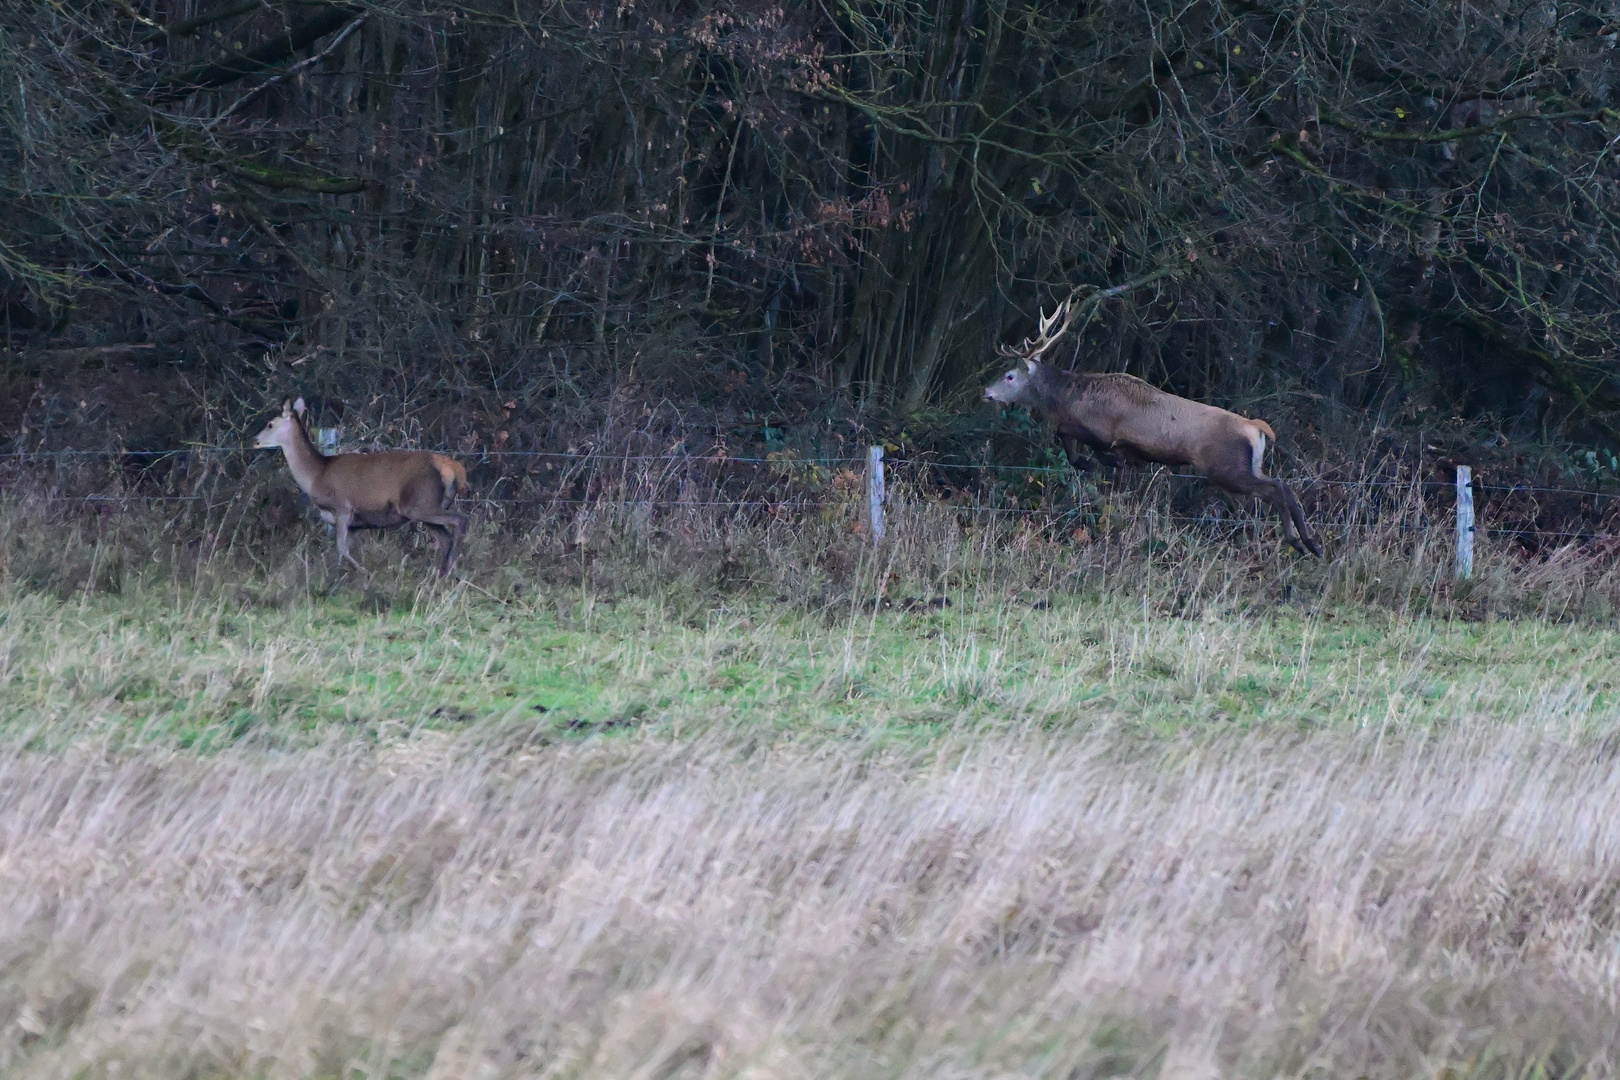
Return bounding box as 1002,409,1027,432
8,581,1618,749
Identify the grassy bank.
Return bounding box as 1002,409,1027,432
4,580,1619,749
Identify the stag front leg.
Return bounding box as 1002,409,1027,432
1094,447,1129,486
1058,435,1093,473
1060,433,1126,477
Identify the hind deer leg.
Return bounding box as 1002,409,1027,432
421,523,450,570
333,511,366,572
1262,479,1312,555
1245,475,1321,556
420,512,467,576
1264,480,1314,555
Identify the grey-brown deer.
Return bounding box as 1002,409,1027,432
984,299,1322,556
253,398,470,576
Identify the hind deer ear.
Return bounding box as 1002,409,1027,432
1025,359,1038,372
293,396,306,416
281,399,293,417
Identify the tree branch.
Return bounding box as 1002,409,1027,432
210,14,367,127
134,1,265,46
1320,104,1611,144
92,69,368,194
147,4,363,102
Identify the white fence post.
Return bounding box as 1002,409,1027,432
1455,465,1474,580
315,427,339,455
867,445,885,544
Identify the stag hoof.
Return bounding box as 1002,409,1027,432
1288,536,1324,558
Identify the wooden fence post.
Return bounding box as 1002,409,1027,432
316,427,339,455
1455,465,1474,580
867,445,885,544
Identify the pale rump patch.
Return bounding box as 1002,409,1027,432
1247,426,1267,477
430,454,468,500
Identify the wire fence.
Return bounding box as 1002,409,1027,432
0,448,863,465
4,444,1613,495
3,443,1618,551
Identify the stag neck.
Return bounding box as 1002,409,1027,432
275,421,330,496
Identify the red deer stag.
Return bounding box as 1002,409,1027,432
984,300,1322,556
253,398,469,576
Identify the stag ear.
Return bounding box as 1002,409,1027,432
293,396,307,417
1025,358,1038,372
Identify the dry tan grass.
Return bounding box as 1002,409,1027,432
2,719,1618,1079
8,429,1620,652
6,457,1620,626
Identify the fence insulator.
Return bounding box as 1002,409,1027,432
867,446,885,544
1455,465,1474,580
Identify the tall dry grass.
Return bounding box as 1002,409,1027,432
5,449,1620,622
2,719,1618,1079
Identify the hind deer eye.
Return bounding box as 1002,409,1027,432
1005,373,1014,380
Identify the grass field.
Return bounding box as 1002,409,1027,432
5,581,1620,749
4,492,1620,1078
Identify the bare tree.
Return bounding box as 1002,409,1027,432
1,0,1617,445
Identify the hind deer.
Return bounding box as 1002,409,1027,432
253,398,469,576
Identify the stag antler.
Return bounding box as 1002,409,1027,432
996,291,1085,362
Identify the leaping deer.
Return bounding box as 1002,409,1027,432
984,298,1322,556
253,398,470,576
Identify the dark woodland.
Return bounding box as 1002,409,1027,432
5,0,1620,480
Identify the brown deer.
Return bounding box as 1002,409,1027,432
253,398,470,576
984,299,1322,556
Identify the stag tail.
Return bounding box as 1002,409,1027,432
431,454,468,499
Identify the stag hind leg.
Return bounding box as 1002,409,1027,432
1273,479,1322,556
1206,467,1320,556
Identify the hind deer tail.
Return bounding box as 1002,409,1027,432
431,454,468,499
